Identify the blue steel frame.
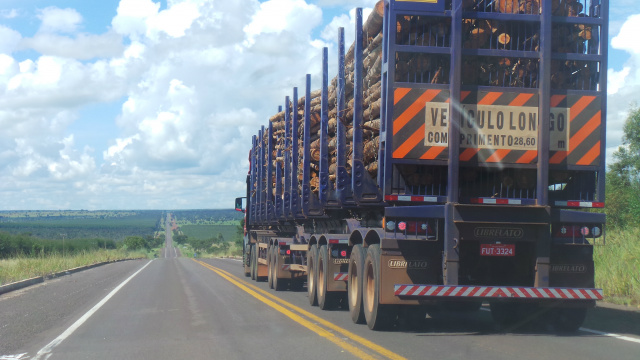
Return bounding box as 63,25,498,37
379,0,608,285
352,9,383,204
336,28,354,205
258,126,265,224
267,121,274,222
291,87,301,217
283,96,292,218
381,0,607,201
302,74,323,217
250,135,257,225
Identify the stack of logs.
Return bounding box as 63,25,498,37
396,0,595,88
268,1,384,194
263,0,596,195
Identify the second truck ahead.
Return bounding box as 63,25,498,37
236,0,608,331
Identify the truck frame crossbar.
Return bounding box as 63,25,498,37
394,285,603,300
281,264,306,272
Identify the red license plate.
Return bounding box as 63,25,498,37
480,244,515,257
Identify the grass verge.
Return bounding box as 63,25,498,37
0,249,147,286
593,227,640,307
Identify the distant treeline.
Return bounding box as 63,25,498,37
0,211,163,241
171,209,242,223
0,231,117,258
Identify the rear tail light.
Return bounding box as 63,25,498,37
386,220,432,235
553,225,602,238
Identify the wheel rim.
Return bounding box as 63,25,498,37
365,260,375,313
349,261,358,308
318,254,325,297
268,248,272,284
308,265,314,294
271,250,275,284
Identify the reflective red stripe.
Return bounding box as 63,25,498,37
394,285,603,300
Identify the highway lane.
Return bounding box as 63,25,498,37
200,257,640,360
0,259,149,357
2,254,639,360
1,256,364,360
163,213,178,259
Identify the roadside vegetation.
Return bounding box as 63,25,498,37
0,248,148,286
0,210,163,242
596,105,640,306
0,213,166,286
172,217,244,258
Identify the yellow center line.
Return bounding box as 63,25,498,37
192,259,377,360
193,259,407,360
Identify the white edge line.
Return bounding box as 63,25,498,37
479,308,640,344
32,260,154,360
580,327,640,345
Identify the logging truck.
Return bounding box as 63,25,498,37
236,0,608,331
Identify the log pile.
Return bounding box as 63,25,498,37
262,0,596,196
268,1,384,194
457,0,594,89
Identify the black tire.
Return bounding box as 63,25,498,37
308,244,319,306
268,245,274,289
243,249,251,277
363,244,397,330
242,254,251,277
250,244,257,281
318,245,339,310
348,244,366,324
273,247,286,291
553,308,587,332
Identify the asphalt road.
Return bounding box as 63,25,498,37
163,213,179,259
1,252,639,360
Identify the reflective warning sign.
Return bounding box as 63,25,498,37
423,103,569,151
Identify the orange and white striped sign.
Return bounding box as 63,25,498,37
392,88,601,166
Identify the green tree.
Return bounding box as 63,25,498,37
610,105,640,183
174,234,188,245
123,236,148,250
607,105,640,228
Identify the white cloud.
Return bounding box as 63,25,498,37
0,0,377,210
37,7,83,34
0,9,19,19
112,0,161,39
47,136,97,181
244,0,322,47
320,7,372,47
314,0,372,8
0,25,22,54
611,14,640,55
606,12,640,166
21,32,124,60
147,1,200,39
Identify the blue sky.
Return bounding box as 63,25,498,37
0,0,638,210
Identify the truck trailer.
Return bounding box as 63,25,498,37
236,0,608,331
